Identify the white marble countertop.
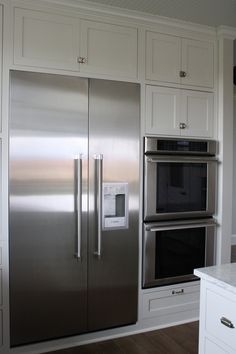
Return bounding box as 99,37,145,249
194,263,236,295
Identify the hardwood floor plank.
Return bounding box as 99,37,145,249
47,321,199,354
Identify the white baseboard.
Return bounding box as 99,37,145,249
232,234,236,245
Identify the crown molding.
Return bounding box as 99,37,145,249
36,0,217,36
217,26,236,40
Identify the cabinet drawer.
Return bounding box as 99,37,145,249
205,338,229,354
143,285,199,319
205,288,236,351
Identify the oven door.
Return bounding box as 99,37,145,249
142,219,216,288
144,155,217,221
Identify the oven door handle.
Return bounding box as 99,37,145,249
146,222,216,232
146,156,218,163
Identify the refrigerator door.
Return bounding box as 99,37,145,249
88,79,140,330
9,71,88,346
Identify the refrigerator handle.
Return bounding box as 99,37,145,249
94,154,103,257
74,155,82,259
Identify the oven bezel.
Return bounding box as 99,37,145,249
142,219,216,289
143,154,217,221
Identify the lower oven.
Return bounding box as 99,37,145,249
142,218,216,288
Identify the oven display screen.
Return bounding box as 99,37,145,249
157,140,208,152
156,162,207,213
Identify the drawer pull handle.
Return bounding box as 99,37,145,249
220,317,235,329
172,289,184,295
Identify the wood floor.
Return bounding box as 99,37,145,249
48,321,199,354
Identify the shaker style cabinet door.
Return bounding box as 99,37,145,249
180,90,214,138
146,31,214,89
146,32,181,84
145,85,214,138
79,20,138,79
13,8,80,71
145,85,181,136
181,39,214,88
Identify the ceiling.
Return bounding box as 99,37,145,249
84,0,236,27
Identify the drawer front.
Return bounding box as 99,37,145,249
143,285,199,319
205,338,229,354
205,288,236,350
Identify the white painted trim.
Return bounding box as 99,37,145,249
232,234,236,245
15,0,218,36
217,26,236,40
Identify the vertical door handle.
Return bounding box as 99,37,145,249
75,155,82,259
94,154,103,257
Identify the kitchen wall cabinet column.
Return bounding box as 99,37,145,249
216,30,236,264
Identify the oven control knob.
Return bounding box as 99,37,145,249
179,122,187,129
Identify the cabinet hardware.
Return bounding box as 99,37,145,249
172,289,184,295
220,317,235,329
77,57,87,64
179,122,187,129
179,70,187,78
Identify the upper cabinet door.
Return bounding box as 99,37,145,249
80,20,138,79
146,32,181,84
145,85,181,136
14,9,80,71
180,90,214,138
181,39,214,88
145,31,214,89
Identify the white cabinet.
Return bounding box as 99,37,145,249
143,283,200,319
145,85,214,138
13,8,138,79
195,264,236,354
80,20,137,78
14,8,80,71
146,31,214,89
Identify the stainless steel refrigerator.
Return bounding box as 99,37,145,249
9,71,140,346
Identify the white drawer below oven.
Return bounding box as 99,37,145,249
142,284,200,319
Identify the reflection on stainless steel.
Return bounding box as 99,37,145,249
9,72,140,346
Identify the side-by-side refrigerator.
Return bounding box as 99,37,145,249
9,71,140,346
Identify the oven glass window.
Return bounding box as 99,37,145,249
156,162,207,213
155,227,205,279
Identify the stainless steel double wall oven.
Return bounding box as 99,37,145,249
143,137,217,288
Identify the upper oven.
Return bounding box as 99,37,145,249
144,137,217,221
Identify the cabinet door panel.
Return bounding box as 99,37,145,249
205,338,229,354
145,86,180,135
146,32,181,84
14,9,79,71
181,90,213,138
181,39,214,88
80,20,137,78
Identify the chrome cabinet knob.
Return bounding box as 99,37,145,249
179,70,187,78
179,122,187,129
77,57,87,64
